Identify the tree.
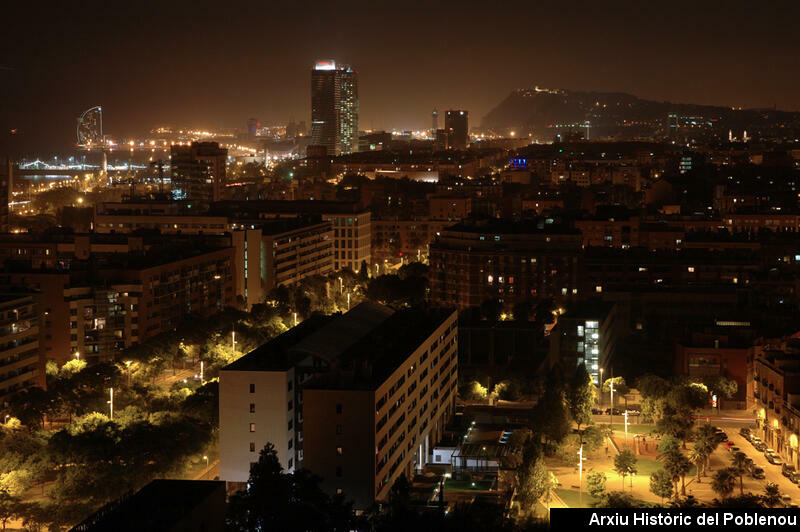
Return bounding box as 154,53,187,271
581,425,604,452
657,436,691,497
711,468,737,501
602,377,629,410
613,450,638,491
598,424,614,452
516,457,549,508
0,469,33,498
226,443,353,531
637,374,671,399
0,490,21,531
542,472,558,517
688,444,708,484
586,471,607,499
6,387,49,429
592,491,640,508
730,452,749,496
695,424,721,473
762,482,781,507
567,364,594,432
649,469,674,503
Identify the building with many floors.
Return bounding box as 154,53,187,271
0,290,42,402
219,303,458,510
428,219,583,310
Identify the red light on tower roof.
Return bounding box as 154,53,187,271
314,60,336,70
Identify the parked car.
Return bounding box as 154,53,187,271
728,446,741,453
751,466,766,479
604,408,622,415
781,495,793,507
626,409,641,416
591,408,603,415
715,432,729,443
755,441,768,452
766,452,783,466
782,464,798,481
739,427,751,439
751,436,762,446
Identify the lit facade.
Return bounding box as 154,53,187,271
311,60,358,156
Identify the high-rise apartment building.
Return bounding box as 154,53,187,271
0,290,42,402
428,219,583,310
444,110,469,150
218,303,458,510
170,142,228,205
311,60,358,156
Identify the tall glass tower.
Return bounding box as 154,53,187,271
310,60,358,156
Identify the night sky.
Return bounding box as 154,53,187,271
3,0,799,153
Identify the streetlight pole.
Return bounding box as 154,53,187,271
293,312,297,327
125,360,132,386
347,292,350,311
200,361,204,384
610,378,615,431
578,444,584,507
624,410,629,446
599,368,604,406
108,387,114,420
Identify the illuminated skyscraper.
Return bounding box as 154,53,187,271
310,60,358,156
444,110,468,150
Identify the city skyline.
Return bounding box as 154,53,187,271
4,0,800,152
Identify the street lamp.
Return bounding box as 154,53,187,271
624,410,629,445
74,351,80,360
347,292,351,311
293,312,297,327
108,387,114,420
338,276,343,294
203,455,209,469
609,378,615,429
578,444,585,507
598,368,604,406
200,361,204,384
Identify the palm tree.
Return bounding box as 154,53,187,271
689,444,707,484
730,453,749,495
695,424,720,474
711,467,737,501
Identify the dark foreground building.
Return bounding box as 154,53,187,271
70,479,226,532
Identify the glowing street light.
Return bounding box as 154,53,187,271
203,455,209,469
108,387,114,420
624,410,629,445
578,444,585,507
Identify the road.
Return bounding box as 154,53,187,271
710,417,799,503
